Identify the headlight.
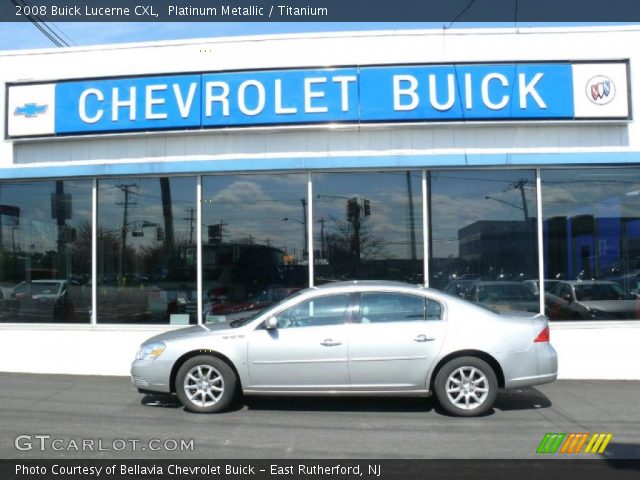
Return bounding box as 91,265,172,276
136,342,166,361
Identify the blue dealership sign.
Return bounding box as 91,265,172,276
359,64,574,120
6,61,628,138
200,68,359,127
56,74,202,133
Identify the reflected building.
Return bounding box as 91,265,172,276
457,219,538,280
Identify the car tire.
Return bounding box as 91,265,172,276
175,355,237,413
434,356,498,417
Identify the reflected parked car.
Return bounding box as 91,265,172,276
132,280,557,417
147,267,200,323
465,281,539,313
205,286,300,318
0,286,20,321
545,280,640,320
443,278,477,298
13,280,76,322
604,269,640,296
522,279,561,296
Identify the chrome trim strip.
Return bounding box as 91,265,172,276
351,356,428,362
252,358,347,365
243,389,431,396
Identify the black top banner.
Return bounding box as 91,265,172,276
1,0,640,22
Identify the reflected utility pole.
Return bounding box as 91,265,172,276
301,198,308,259
116,183,138,281
159,178,175,268
318,217,326,259
406,172,417,264
183,208,196,245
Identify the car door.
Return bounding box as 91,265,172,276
246,293,351,391
347,292,446,391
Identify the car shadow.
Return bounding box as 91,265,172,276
141,388,550,415
141,394,182,408
493,387,552,411
243,395,436,413
141,394,246,413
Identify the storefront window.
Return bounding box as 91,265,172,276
0,180,92,323
97,177,197,324
542,168,640,321
429,170,539,314
313,172,423,284
201,174,308,322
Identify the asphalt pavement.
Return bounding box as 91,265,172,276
0,373,638,459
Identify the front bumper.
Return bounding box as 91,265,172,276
130,358,173,394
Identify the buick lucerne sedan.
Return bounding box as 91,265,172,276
131,281,557,417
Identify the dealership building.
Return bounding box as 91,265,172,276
1,26,639,380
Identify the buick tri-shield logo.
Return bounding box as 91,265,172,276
586,75,616,105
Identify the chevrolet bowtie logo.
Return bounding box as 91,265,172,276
14,103,48,117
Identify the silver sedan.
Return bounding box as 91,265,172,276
131,281,557,417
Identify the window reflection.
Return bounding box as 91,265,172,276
542,169,640,320
429,170,539,313
201,174,308,323
313,172,423,284
97,177,197,324
0,180,92,323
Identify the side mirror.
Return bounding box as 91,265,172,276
265,316,278,330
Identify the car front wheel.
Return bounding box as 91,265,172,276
434,356,498,417
175,355,237,413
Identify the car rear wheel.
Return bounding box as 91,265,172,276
434,356,498,417
175,355,237,413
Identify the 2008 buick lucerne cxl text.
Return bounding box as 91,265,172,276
131,281,557,417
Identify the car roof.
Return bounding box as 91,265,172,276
559,280,618,286
313,280,424,291
19,279,65,284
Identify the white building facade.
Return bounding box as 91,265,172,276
1,26,639,379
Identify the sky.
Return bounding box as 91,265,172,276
0,21,633,51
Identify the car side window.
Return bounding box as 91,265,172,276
360,293,435,323
426,298,443,320
558,284,571,300
275,294,349,329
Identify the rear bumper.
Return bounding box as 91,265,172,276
500,342,558,390
506,371,557,389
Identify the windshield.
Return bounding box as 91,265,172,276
18,283,63,295
229,288,308,328
574,283,627,301
478,284,536,302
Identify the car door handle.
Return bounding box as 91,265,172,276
414,334,435,342
320,339,342,347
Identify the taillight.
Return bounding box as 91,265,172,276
534,325,550,343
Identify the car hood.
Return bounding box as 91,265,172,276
580,300,639,313
143,322,236,344
483,300,540,313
